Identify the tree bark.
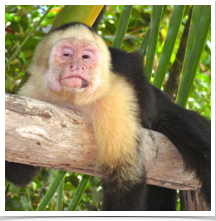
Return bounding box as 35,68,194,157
180,189,210,211
5,93,200,191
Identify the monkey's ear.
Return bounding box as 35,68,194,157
92,6,106,31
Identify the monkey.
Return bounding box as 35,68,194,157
5,22,211,211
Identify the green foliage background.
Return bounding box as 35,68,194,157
5,5,211,211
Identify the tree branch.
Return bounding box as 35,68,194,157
5,93,200,190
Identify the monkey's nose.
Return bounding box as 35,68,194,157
69,64,85,73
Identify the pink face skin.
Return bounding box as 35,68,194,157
47,40,100,94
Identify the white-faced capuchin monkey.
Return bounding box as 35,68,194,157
5,22,211,211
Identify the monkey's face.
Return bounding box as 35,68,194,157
46,39,101,95
27,24,111,106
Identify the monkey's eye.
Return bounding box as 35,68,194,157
64,53,71,57
82,55,90,59
61,48,73,58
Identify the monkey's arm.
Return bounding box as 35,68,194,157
91,75,146,210
92,75,141,169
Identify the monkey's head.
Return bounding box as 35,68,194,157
27,22,111,106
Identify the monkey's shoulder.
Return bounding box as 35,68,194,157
109,47,144,79
108,47,149,96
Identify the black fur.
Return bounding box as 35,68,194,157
109,47,211,210
49,21,97,35
5,22,211,211
146,185,177,211
102,179,147,211
5,161,40,186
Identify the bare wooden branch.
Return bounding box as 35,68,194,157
180,189,210,211
5,93,200,190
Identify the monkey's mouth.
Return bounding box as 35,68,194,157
60,76,89,89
